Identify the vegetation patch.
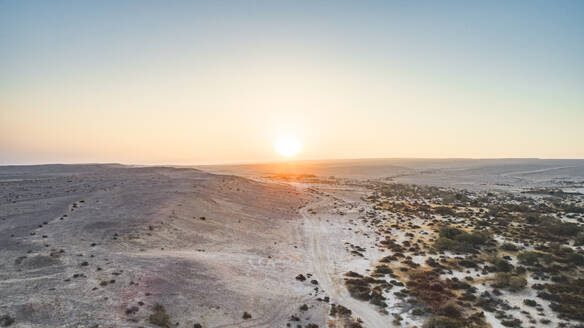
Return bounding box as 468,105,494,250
491,272,527,291
344,274,391,308
149,303,171,328
434,226,491,253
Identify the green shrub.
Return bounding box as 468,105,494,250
537,217,581,237
435,237,460,251
500,243,519,251
491,258,514,272
493,273,526,291
455,230,489,245
439,227,464,239
517,251,540,266
434,226,490,252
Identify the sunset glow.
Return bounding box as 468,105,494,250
274,136,302,158
1,2,583,165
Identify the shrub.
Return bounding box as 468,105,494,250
374,265,393,275
434,226,490,253
439,227,464,239
539,278,584,321
345,276,388,302
500,243,519,251
568,253,584,266
458,259,478,268
295,274,306,281
435,237,460,251
537,217,581,238
493,273,526,291
491,258,514,273
456,230,489,245
369,287,387,308
0,315,15,327
508,276,527,291
500,318,521,327
407,271,454,312
345,278,372,301
517,251,540,266
574,232,584,246
437,303,462,318
434,206,456,216
523,299,537,307
149,303,170,327
525,214,543,225
345,271,363,278
330,304,352,317
422,316,465,328
412,308,425,316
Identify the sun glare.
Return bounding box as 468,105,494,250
274,135,302,158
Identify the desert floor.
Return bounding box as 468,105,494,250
1,162,583,328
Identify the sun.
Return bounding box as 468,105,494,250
274,135,302,158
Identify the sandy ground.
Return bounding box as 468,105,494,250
0,165,317,327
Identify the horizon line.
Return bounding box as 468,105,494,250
2,156,584,167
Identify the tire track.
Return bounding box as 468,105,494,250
300,192,389,328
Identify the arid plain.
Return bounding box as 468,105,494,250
1,159,583,328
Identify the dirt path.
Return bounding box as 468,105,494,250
300,191,390,328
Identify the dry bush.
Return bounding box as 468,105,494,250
407,270,455,312
149,303,170,327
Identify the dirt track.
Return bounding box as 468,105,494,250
298,185,393,328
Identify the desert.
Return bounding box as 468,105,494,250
1,159,583,327
2,1,583,327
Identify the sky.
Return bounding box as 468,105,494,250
1,1,583,164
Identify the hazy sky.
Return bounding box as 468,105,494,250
1,1,583,164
